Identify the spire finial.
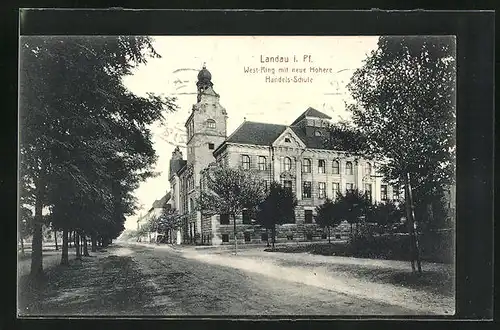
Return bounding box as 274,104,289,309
202,62,206,69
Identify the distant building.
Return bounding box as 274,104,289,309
137,192,179,243
168,66,400,245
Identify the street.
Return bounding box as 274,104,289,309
18,242,452,316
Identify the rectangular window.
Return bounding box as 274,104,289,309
241,155,251,170
364,183,372,201
306,233,313,240
287,234,294,240
263,180,268,192
346,183,354,193
220,213,230,225
305,210,313,224
393,185,400,200
318,182,326,199
242,209,251,224
208,143,215,150
381,185,388,201
302,159,311,173
258,156,267,170
244,232,251,242
318,159,326,173
261,233,268,241
222,234,229,243
284,180,293,192
332,182,340,200
303,181,312,198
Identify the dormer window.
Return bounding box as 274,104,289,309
207,119,216,129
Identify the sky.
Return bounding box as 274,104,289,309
121,36,380,230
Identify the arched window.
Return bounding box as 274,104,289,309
318,159,326,173
241,155,250,170
315,130,322,137
283,157,292,171
332,160,340,174
302,158,311,173
206,119,216,129
346,161,353,175
365,162,372,175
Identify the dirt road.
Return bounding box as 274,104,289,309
19,242,423,316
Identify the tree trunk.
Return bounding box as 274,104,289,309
83,234,90,256
405,173,422,273
427,203,434,230
68,231,72,248
233,214,238,255
91,234,97,252
75,232,81,259
20,237,25,255
30,180,44,279
61,228,69,265
54,229,58,251
328,226,331,244
271,226,276,250
266,228,270,247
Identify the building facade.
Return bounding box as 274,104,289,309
168,66,401,245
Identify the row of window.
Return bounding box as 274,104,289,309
217,184,398,225
279,180,398,200
219,232,338,243
240,154,373,175
219,210,252,225
186,119,217,139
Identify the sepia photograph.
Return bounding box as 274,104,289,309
18,34,456,317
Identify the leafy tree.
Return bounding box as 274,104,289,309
335,189,372,237
324,121,369,156
346,36,455,272
256,182,298,249
157,208,180,243
315,198,343,243
198,165,266,254
368,201,405,228
19,36,177,278
136,223,150,242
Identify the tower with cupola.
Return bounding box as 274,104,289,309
183,65,228,243
185,64,228,182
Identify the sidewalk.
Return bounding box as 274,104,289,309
180,246,455,315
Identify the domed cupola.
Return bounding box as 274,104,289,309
196,64,214,99
197,65,212,82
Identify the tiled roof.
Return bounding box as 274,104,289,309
290,126,329,150
176,160,187,175
290,107,332,126
226,121,287,146
169,159,187,178
151,192,171,209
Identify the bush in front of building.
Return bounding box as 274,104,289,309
265,231,453,264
